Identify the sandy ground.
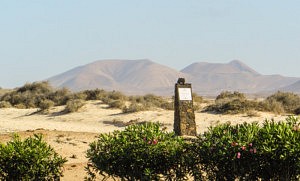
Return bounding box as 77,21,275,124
0,100,290,180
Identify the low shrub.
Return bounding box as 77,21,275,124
102,91,127,103
160,101,174,110
192,93,204,103
14,103,27,109
205,96,259,114
0,101,12,108
107,100,125,109
255,117,300,180
246,110,260,117
190,122,261,180
86,122,187,180
122,102,146,113
68,92,88,101
129,94,174,111
86,117,300,180
294,107,300,115
83,89,106,100
259,99,285,114
48,88,71,106
0,81,72,109
65,99,85,113
0,134,67,180
189,116,300,180
263,91,300,114
204,91,300,115
38,99,55,112
216,91,246,102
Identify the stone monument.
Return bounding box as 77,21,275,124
174,78,197,136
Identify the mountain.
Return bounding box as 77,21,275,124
48,59,300,96
280,80,300,93
181,60,259,75
48,59,188,95
181,60,299,95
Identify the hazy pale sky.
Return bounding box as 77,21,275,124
1,1,300,88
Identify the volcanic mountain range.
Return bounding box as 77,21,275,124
48,59,300,96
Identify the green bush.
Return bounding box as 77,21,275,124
189,116,300,180
65,99,85,113
190,122,261,180
86,122,187,180
85,117,300,180
0,134,67,180
255,117,300,180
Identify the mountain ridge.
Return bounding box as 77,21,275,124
47,59,300,96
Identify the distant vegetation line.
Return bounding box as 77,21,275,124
0,81,300,116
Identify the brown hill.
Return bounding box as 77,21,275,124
280,80,300,93
181,60,299,95
181,60,259,75
48,59,188,95
48,59,300,96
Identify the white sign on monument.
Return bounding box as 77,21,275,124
178,88,192,101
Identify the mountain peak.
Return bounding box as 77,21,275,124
181,60,260,75
228,60,259,75
48,59,187,95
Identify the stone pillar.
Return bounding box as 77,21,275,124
174,78,197,136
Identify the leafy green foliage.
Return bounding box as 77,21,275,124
256,117,300,180
190,121,260,180
86,122,187,180
86,117,300,180
190,116,300,180
0,134,67,180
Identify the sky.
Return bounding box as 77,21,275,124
1,1,300,88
